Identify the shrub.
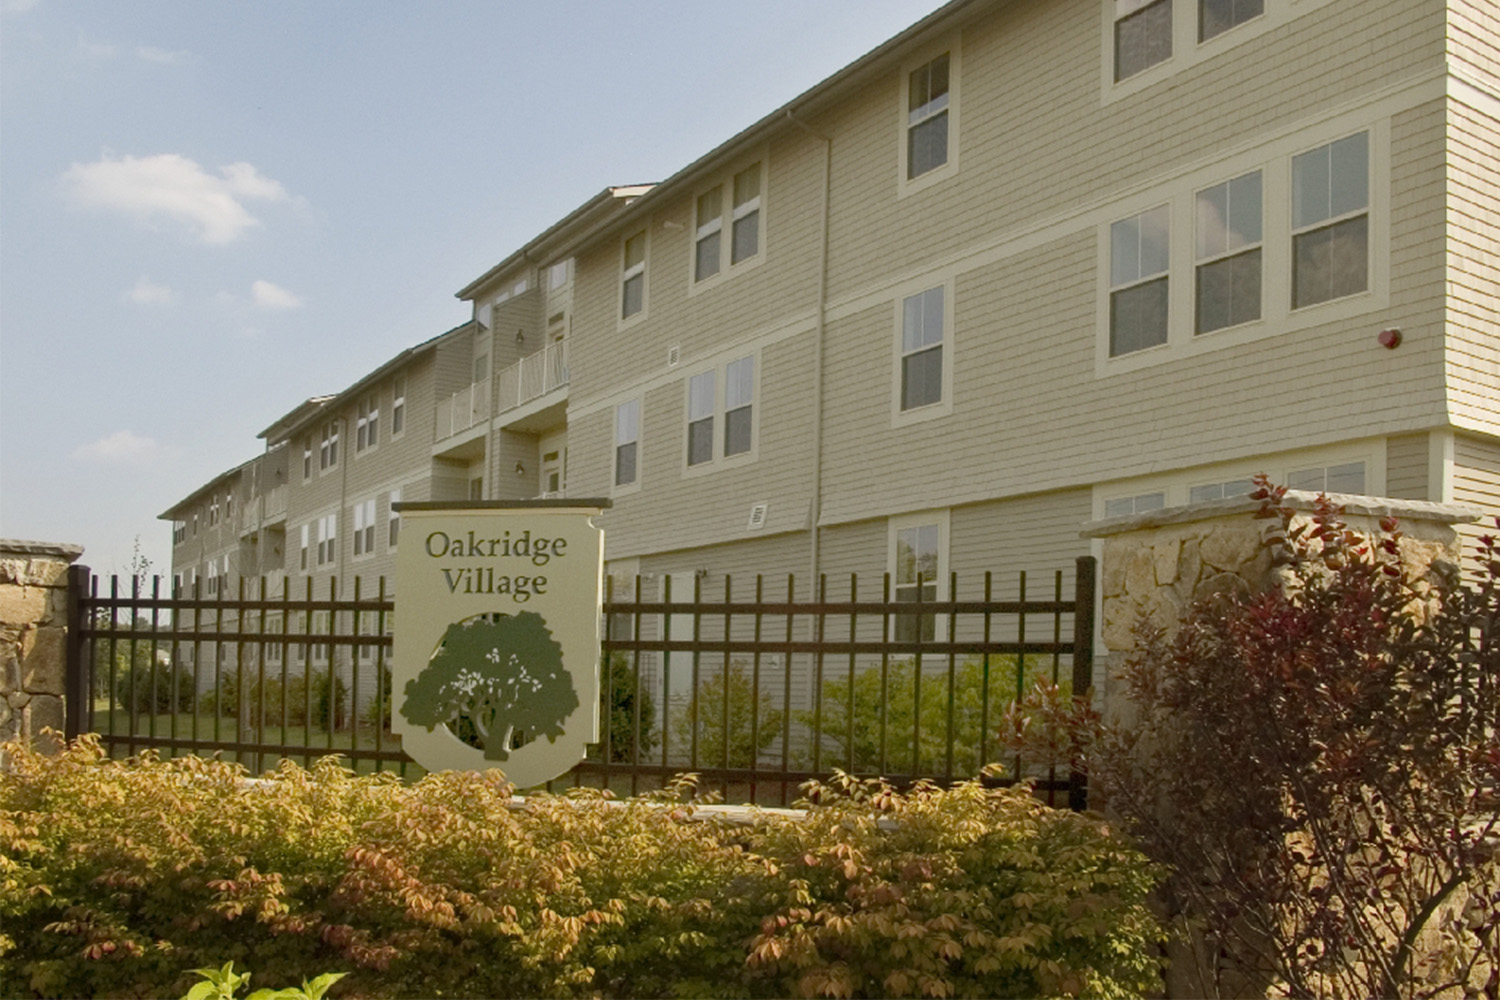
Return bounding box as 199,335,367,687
0,740,1163,998
1005,481,1500,998
114,660,196,715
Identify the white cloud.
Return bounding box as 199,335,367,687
125,276,175,304
60,153,290,244
251,279,303,310
136,45,190,64
72,430,163,465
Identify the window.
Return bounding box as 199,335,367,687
303,438,313,480
352,499,375,557
724,357,753,457
685,356,756,469
209,497,219,526
388,489,401,548
900,286,945,411
1115,0,1172,81
889,514,948,643
1288,462,1365,495
172,521,185,544
694,187,722,282
1189,478,1254,503
1200,0,1263,41
615,399,640,487
1196,171,1262,333
907,53,950,179
687,371,715,467
621,231,646,320
1292,132,1368,309
731,164,761,264
356,395,379,453
319,422,339,471
299,524,310,572
391,377,406,436
316,513,337,566
1110,205,1170,356
548,259,570,290
224,494,233,521
206,560,219,596
192,512,198,536
1105,492,1166,518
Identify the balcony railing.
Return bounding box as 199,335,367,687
238,485,287,534
435,376,492,441
496,339,568,414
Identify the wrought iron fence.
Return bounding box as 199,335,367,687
65,556,1096,808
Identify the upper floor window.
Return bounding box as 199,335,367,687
548,259,571,290
391,377,406,436
319,422,339,471
1195,170,1262,333
1114,0,1172,81
621,231,646,320
209,497,220,526
692,161,765,287
615,399,640,488
1292,132,1368,309
907,54,950,179
731,164,761,264
299,524,310,571
303,438,313,480
685,355,756,470
1199,0,1263,41
356,395,379,453
899,286,945,412
172,520,186,545
352,498,376,556
695,188,722,282
1109,205,1170,356
315,513,337,566
388,489,402,548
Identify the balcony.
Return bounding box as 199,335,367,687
496,339,568,415
435,376,492,442
239,485,287,536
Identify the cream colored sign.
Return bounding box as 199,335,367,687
393,502,605,786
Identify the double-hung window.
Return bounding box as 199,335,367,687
615,399,640,487
1292,132,1368,309
319,422,339,471
1195,171,1262,333
900,287,945,411
352,499,375,557
388,489,401,548
1109,205,1170,356
391,377,406,436
356,395,379,452
1200,0,1263,41
316,514,337,566
731,164,761,264
687,371,716,467
621,231,646,320
299,524,310,571
1114,0,1172,81
303,438,313,480
907,53,950,179
694,188,722,282
724,357,753,457
892,518,945,643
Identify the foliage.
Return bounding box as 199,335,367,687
359,666,393,732
0,738,1164,998
114,659,196,715
798,656,1069,778
401,612,577,761
182,961,345,1000
199,671,349,732
1004,480,1500,998
669,660,783,768
591,653,659,763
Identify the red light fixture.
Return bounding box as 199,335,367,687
1378,328,1402,349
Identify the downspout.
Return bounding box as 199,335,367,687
786,109,832,600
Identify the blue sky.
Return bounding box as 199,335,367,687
0,0,939,579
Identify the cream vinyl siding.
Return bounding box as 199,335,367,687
1448,1,1500,86
1385,433,1432,500
1446,95,1500,432
1453,433,1500,571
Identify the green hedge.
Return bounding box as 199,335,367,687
0,738,1164,998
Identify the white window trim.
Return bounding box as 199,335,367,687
681,352,760,478
351,498,376,560
1095,117,1387,377
1102,0,1334,103
355,394,379,455
686,154,768,296
890,277,956,428
390,377,406,440
612,397,643,497
388,488,402,550
1193,169,1264,335
318,421,340,474
897,39,961,199
618,229,649,330
886,509,951,642
1092,439,1386,519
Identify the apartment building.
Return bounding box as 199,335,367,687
165,0,1499,652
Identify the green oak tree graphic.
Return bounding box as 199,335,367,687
401,611,578,761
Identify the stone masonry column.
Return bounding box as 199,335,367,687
1081,492,1479,708
1,540,84,764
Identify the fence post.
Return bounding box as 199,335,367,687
1069,555,1097,811
63,564,90,741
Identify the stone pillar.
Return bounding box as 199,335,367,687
1082,492,1478,701
1,540,84,762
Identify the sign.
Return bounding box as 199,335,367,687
392,500,608,786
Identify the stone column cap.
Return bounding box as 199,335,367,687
0,540,85,562
1081,492,1482,539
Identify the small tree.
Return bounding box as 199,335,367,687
669,661,783,768
401,612,578,761
1005,481,1500,998
593,652,659,763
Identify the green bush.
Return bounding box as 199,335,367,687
0,739,1164,998
198,672,350,731
114,660,196,715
